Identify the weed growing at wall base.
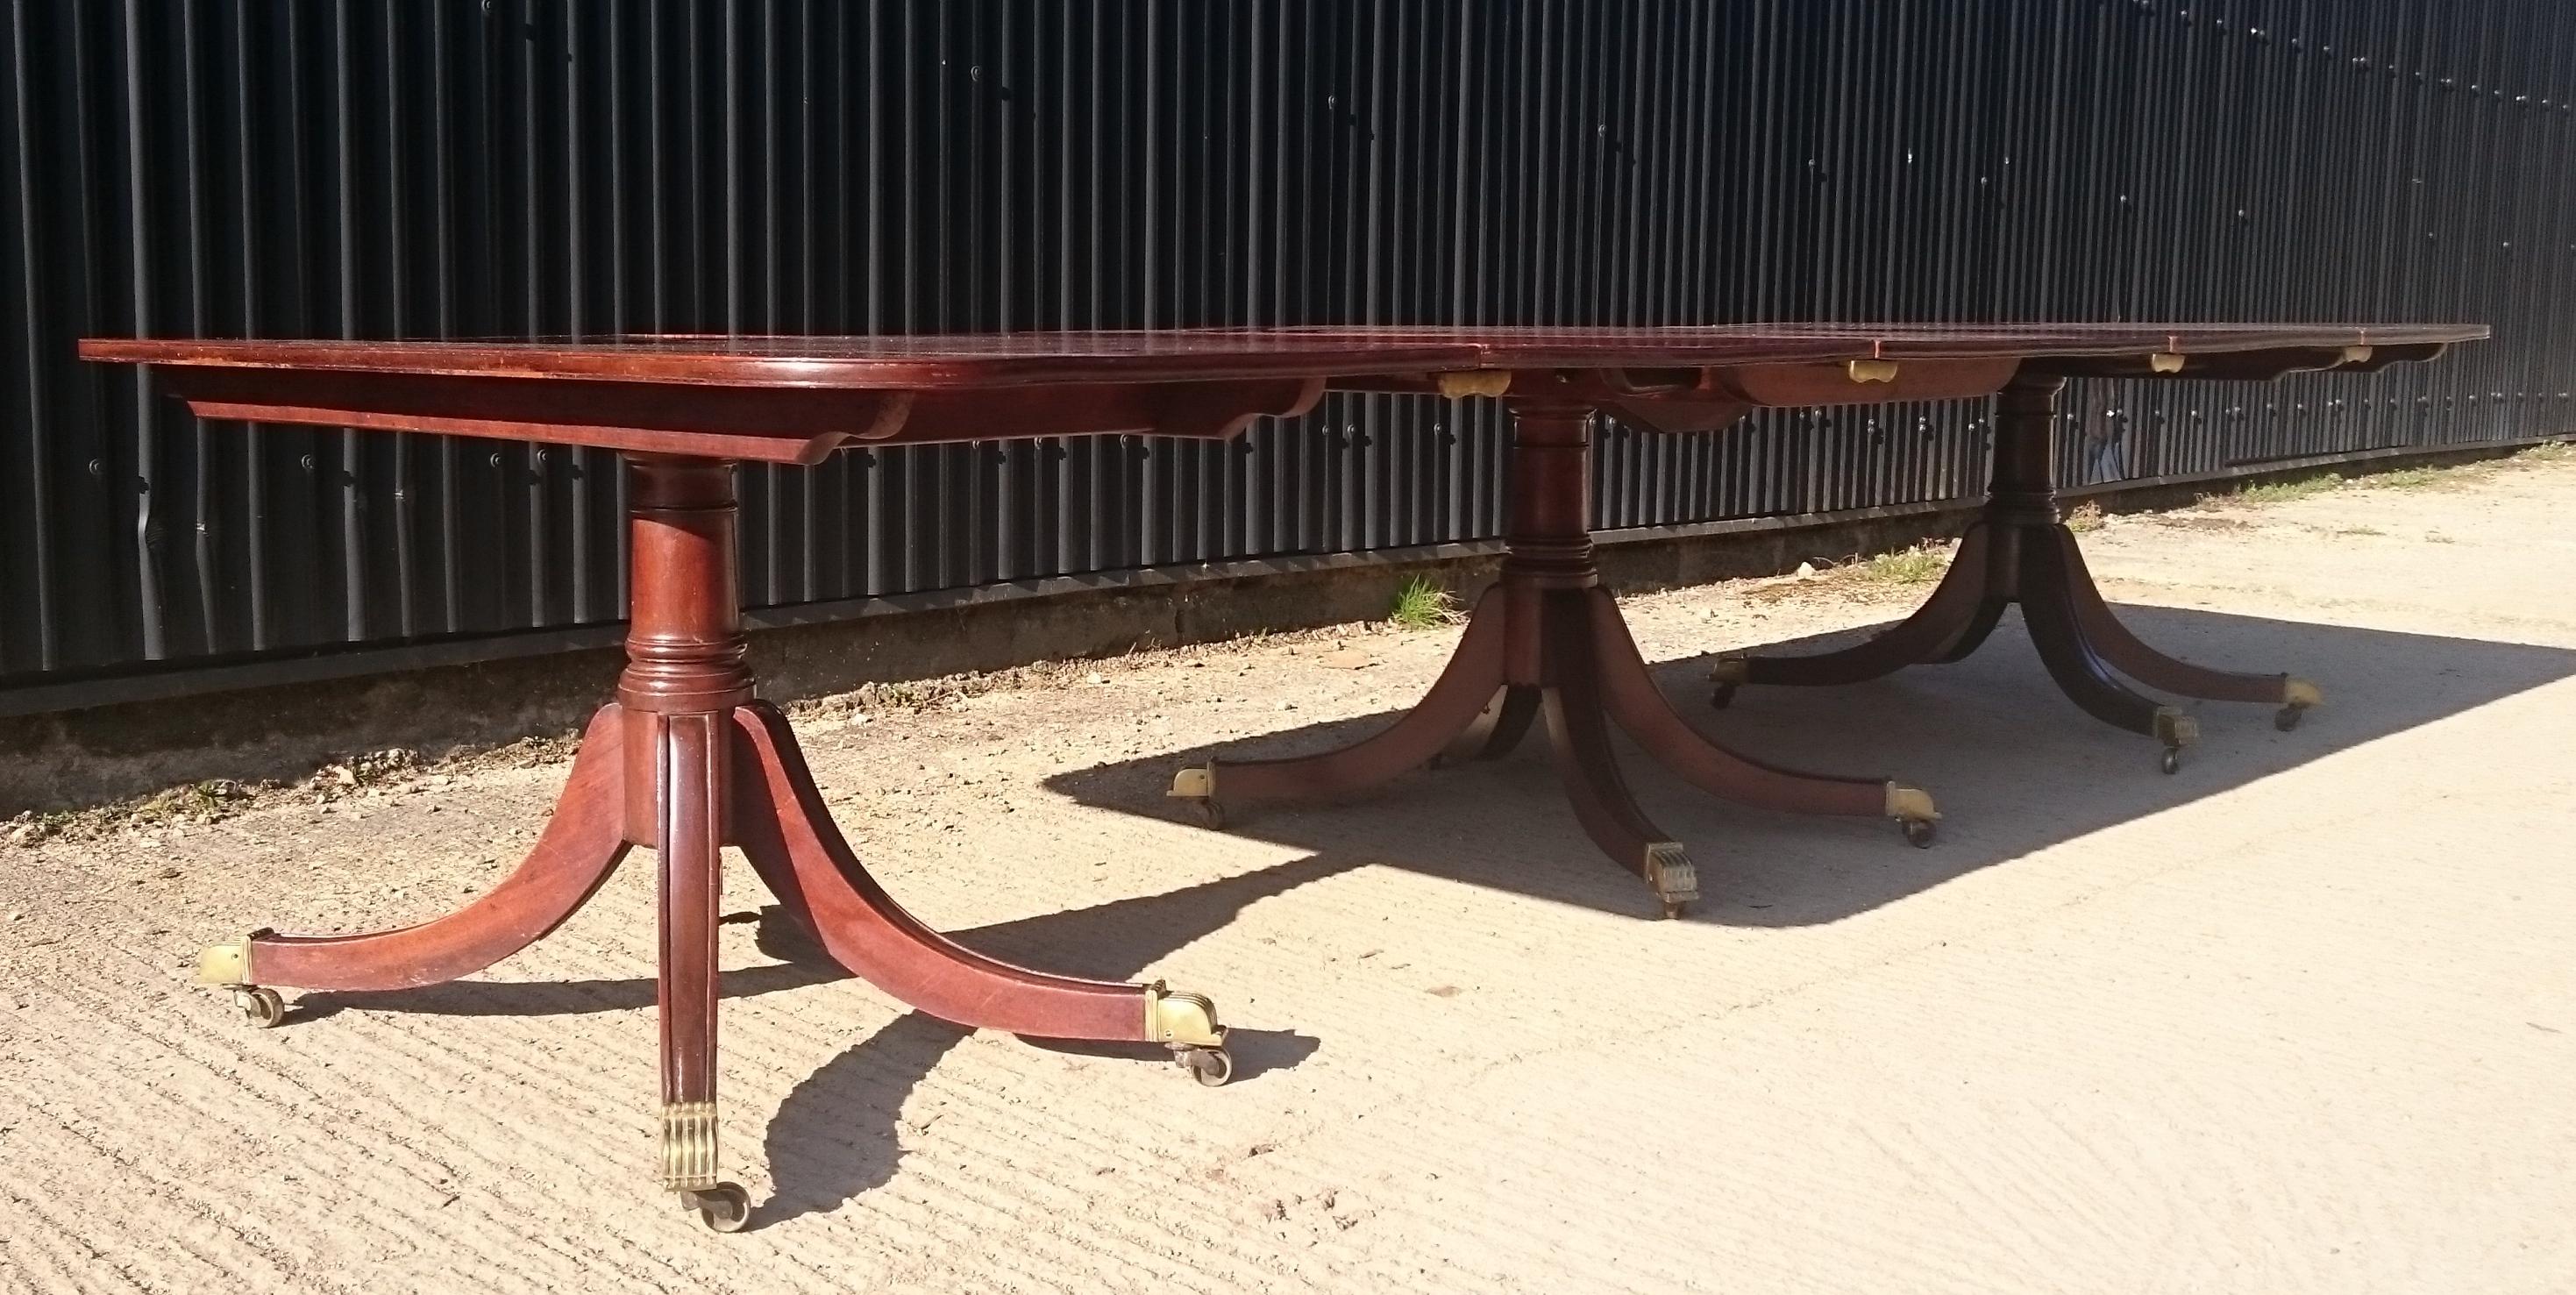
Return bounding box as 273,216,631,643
1388,576,1463,630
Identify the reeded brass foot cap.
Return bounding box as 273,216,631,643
2282,677,2323,709
1883,784,1939,823
196,939,253,986
659,1100,722,1192
1708,658,1750,686
1143,982,1228,1049
1644,842,1698,907
2153,708,2201,748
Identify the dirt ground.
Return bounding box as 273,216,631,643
4,454,2572,1295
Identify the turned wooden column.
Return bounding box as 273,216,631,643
617,458,755,717
1989,372,2068,523
1976,371,2071,595
1499,402,1599,687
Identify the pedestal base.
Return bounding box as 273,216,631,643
196,700,1235,1226
1171,586,1934,917
1167,402,1934,918
1710,375,2318,772
189,457,1231,1232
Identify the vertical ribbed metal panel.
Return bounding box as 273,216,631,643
4,0,2572,687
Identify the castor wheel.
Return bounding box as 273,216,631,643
1660,900,1690,920
1178,1047,1234,1087
231,985,286,1028
2274,705,2305,732
1901,818,1937,849
1168,766,1228,829
2159,747,2183,776
682,1183,751,1233
1708,684,1737,711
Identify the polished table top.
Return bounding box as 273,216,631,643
82,324,2486,465
83,322,2486,388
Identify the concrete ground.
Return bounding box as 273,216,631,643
3,454,2572,1295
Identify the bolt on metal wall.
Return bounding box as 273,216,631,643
2,1,2569,688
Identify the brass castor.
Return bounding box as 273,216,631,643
2276,679,2322,732
1167,765,1227,829
2152,708,2195,776
682,1182,751,1233
1178,1046,1234,1087
1885,786,1939,850
231,985,286,1028
1708,659,1749,710
1644,843,1697,921
1147,984,1230,1087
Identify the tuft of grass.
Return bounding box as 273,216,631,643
2216,473,2343,506
1846,543,1951,587
2369,466,2447,490
2518,439,2574,464
1387,574,1462,630
2065,501,2107,533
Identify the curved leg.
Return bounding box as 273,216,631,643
2046,528,2316,718
2022,539,2199,768
732,703,1228,1070
1929,597,2010,665
1438,685,1541,765
1585,589,1935,835
1534,599,1697,917
1715,523,2002,692
195,705,633,998
1172,587,1508,815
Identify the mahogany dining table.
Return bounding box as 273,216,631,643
82,321,2481,1229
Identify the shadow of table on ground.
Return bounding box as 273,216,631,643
1045,604,2576,929
282,603,2569,1227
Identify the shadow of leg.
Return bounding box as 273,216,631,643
758,1013,972,1227
753,853,1351,1225
291,957,843,1021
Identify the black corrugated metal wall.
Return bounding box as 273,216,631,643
4,1,2571,691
